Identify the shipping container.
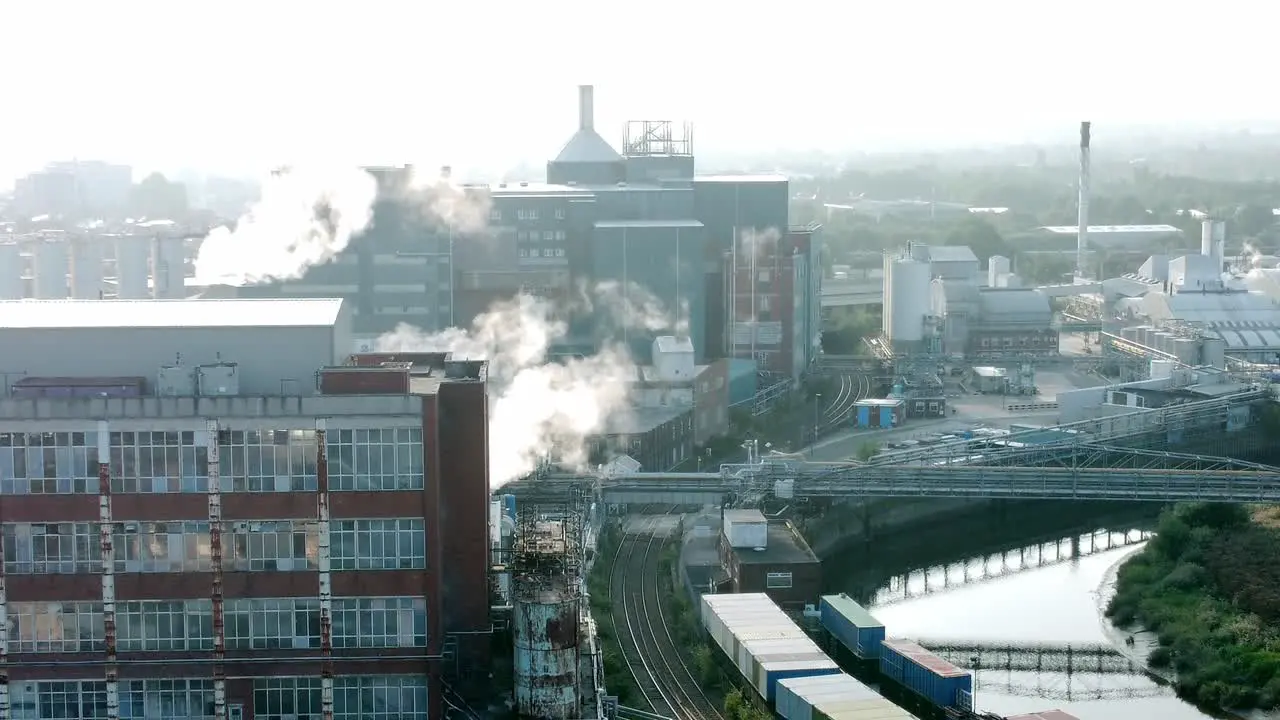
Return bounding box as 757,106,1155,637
879,640,972,711
701,593,839,703
852,399,905,429
1005,712,1081,720
319,366,411,395
777,673,919,720
724,509,769,548
819,594,886,660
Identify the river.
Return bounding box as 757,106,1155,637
824,508,1219,720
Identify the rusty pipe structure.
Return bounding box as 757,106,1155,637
97,421,120,720
207,419,227,720
317,419,335,720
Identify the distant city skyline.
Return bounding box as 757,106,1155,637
4,1,1275,187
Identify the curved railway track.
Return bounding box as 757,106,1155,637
820,373,871,431
608,508,724,720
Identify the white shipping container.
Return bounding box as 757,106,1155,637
821,698,914,720
724,509,769,549
777,675,891,720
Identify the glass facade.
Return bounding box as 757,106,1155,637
0,427,424,494
6,676,429,720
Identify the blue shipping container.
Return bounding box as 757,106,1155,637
879,407,894,428
761,666,842,703
879,639,972,710
856,405,871,427
819,594,886,660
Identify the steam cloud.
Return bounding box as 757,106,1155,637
193,165,491,285
376,293,656,486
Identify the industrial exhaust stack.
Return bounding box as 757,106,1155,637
578,85,594,131
1077,121,1091,279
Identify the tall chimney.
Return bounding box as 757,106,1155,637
578,85,594,131
1201,218,1214,258
1077,121,1091,279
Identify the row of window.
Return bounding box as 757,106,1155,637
9,676,426,720
2,519,427,574
7,596,427,653
498,207,567,221
516,229,567,242
518,247,567,259
0,428,425,494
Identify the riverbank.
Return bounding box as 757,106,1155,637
1106,503,1280,711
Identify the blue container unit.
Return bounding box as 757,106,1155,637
819,594,886,660
855,405,871,428
879,639,973,711
701,593,841,704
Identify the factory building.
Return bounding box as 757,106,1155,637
623,337,730,447
586,406,694,472
718,510,821,609
0,298,493,720
967,289,1057,358
0,229,189,301
1021,224,1186,252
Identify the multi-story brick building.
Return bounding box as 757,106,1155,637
0,298,491,720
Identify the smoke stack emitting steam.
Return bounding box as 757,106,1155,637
1077,121,1091,279
193,160,683,487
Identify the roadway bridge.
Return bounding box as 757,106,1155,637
821,281,882,307
501,392,1278,505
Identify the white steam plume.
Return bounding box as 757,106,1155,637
375,293,641,486
194,165,491,286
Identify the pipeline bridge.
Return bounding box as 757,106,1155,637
503,391,1279,505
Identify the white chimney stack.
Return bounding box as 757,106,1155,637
578,85,594,131
1077,121,1091,279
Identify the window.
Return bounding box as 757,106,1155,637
0,431,100,494
542,230,554,241
527,209,539,220
219,429,319,492
758,270,771,282
765,571,793,589
518,249,529,258
10,681,112,720
332,597,428,648
334,676,428,720
2,522,100,574
115,521,211,572
7,601,105,652
226,598,321,650
555,208,566,220
253,677,322,720
229,520,317,571
555,248,565,258
331,519,426,570
489,209,501,222
118,600,214,651
107,430,212,494
324,428,424,491
516,230,527,241
555,230,566,241
529,248,540,257
119,679,214,720
758,296,772,312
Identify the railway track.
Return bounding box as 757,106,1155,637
608,508,724,720
820,373,871,431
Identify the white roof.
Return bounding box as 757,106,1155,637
778,674,880,703
0,298,344,330
1039,224,1181,234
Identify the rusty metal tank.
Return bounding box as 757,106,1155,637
514,576,581,719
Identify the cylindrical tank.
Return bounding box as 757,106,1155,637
0,242,22,299
32,240,69,299
987,255,1011,286
69,238,104,299
1202,336,1226,369
115,236,151,299
883,257,931,346
151,236,187,299
513,578,580,719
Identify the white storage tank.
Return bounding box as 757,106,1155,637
197,363,240,396
69,237,104,299
652,335,696,381
1202,336,1226,369
115,236,151,299
882,255,931,346
0,242,22,299
987,255,1011,286
723,509,768,549
151,236,187,299
32,240,69,299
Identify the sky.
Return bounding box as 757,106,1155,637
3,0,1277,185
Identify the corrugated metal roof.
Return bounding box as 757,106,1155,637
882,639,968,678
0,298,344,330
822,594,884,629
654,336,695,353
1039,224,1181,234
594,219,704,229
925,246,978,263
778,673,879,702
553,130,623,164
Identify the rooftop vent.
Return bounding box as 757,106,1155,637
444,359,485,380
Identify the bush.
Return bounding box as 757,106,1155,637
1111,503,1280,710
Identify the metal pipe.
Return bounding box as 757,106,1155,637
1077,121,1092,279
316,419,334,720
97,420,120,720
206,419,227,720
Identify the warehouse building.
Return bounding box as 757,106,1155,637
587,405,694,471
968,288,1057,357
718,510,821,608
0,298,492,720
624,337,730,446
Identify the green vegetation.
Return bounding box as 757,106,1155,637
822,306,881,355
587,523,641,706
855,441,881,461
1106,503,1280,709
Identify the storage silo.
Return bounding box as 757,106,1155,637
69,237,104,299
987,255,1011,286
1202,335,1226,369
0,242,22,299
115,236,151,299
882,255,932,349
151,236,187,299
32,240,70,299
514,575,580,718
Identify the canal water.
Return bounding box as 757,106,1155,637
825,507,1219,719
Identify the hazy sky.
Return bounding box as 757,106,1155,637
4,0,1276,184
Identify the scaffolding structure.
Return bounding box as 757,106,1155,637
622,120,693,157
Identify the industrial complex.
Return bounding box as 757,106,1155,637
5,94,1280,720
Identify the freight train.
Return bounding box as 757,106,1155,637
699,591,1079,720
